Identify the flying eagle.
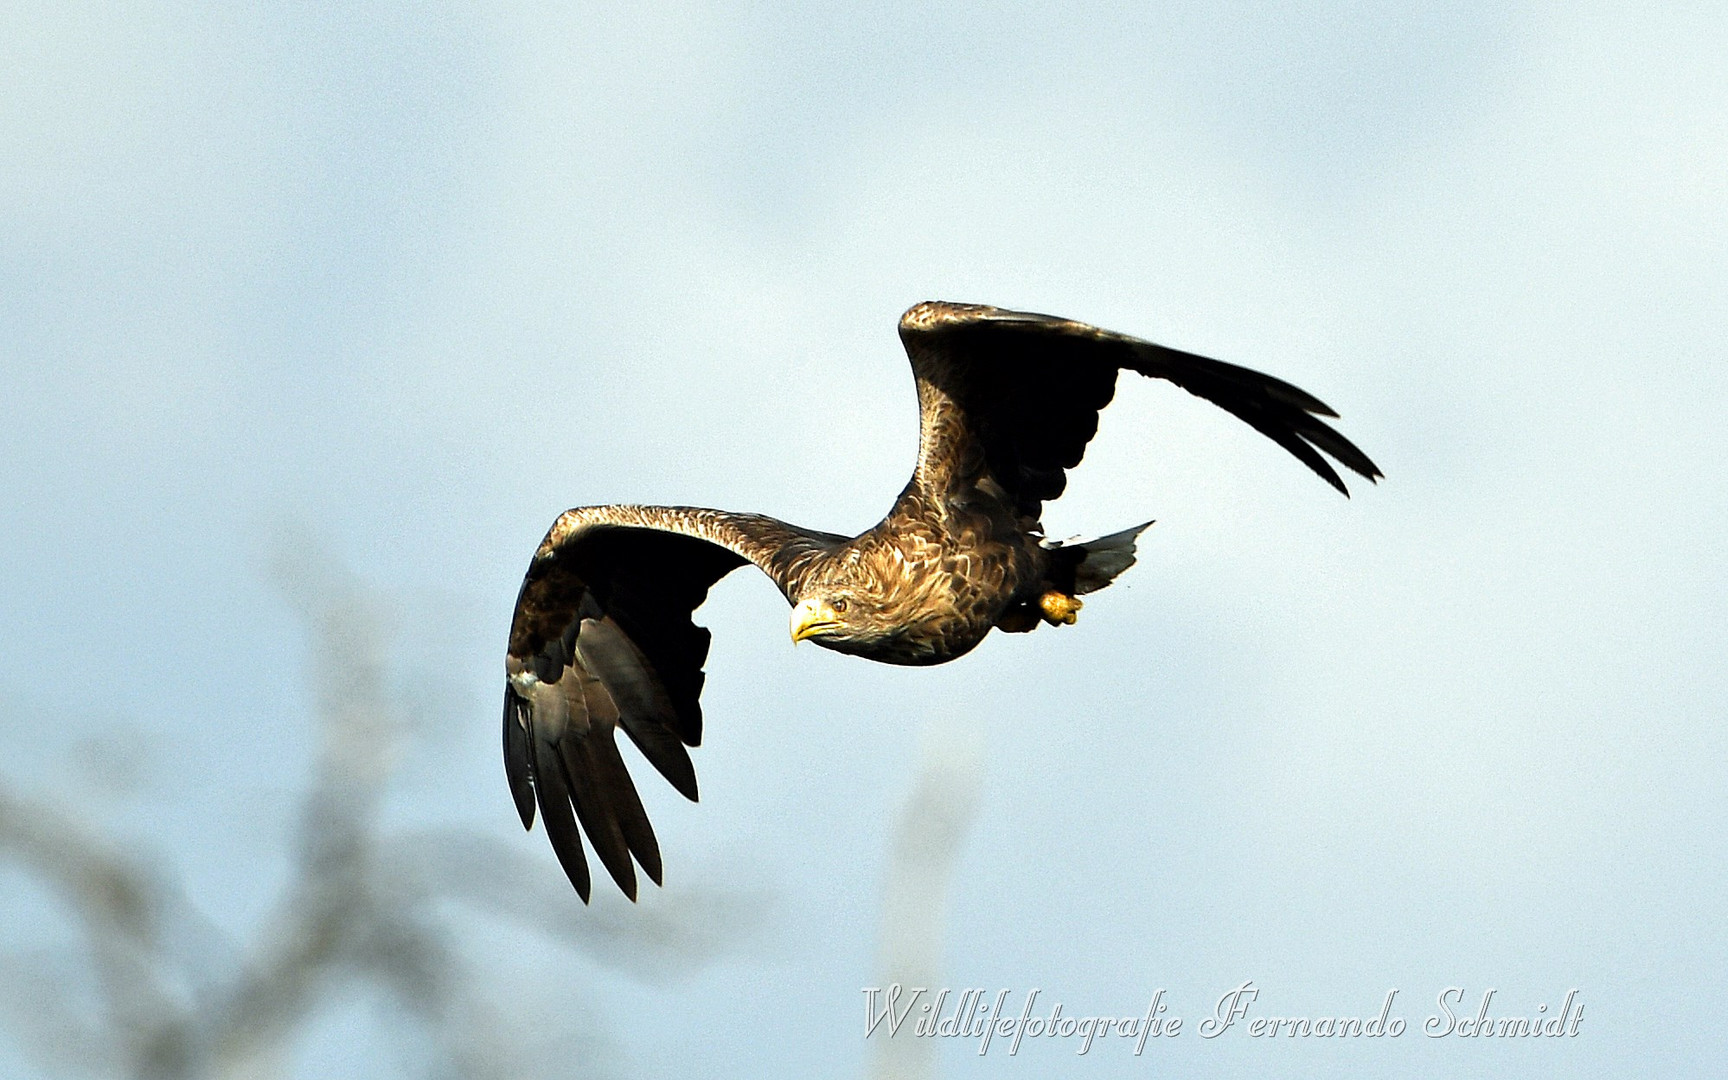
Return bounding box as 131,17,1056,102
504,301,1380,902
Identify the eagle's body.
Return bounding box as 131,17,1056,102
504,301,1380,902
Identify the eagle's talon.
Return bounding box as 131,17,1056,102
1039,591,1082,626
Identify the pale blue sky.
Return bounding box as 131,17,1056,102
3,1,1725,1076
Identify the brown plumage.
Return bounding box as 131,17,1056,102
503,301,1381,901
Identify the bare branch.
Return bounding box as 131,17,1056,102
0,532,757,1080
869,717,984,1080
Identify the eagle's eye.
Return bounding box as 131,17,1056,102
831,596,849,613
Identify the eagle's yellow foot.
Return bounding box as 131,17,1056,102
1038,590,1082,626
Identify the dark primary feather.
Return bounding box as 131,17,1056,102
898,302,1382,518
503,507,838,902
503,691,534,828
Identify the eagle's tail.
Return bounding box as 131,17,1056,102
1071,520,1153,594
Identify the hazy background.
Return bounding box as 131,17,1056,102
3,1,1724,1076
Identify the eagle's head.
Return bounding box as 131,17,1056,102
787,553,917,657
788,588,873,649
788,582,955,666
788,549,952,664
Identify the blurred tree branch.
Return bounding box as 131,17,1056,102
869,719,983,1080
0,537,760,1080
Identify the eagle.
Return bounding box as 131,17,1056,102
503,301,1380,902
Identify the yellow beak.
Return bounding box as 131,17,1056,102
790,597,841,643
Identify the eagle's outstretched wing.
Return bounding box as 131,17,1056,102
897,301,1382,522
504,505,839,901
